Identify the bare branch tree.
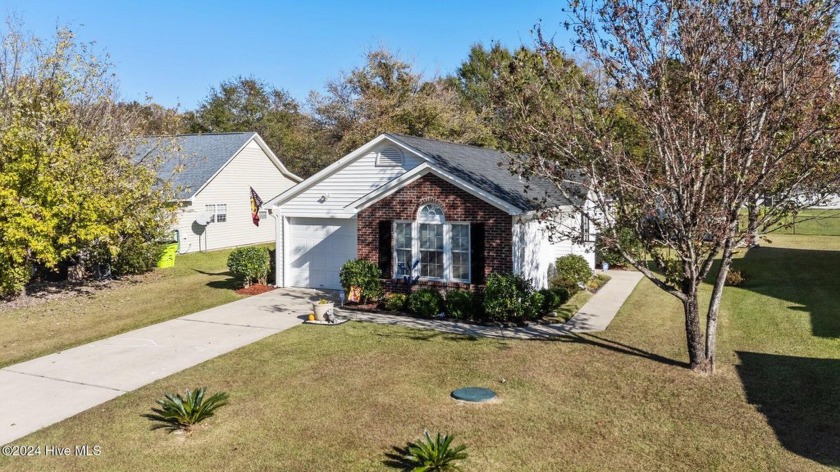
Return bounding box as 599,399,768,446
494,0,840,373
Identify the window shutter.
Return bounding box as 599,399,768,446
378,220,393,278
470,223,485,284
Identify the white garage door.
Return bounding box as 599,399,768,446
287,217,357,289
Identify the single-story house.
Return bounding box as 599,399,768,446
263,133,593,292
139,132,301,253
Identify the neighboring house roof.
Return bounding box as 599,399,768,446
135,132,300,200
385,134,578,211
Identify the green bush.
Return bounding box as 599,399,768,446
407,288,444,318
540,287,570,313
112,237,165,276
398,430,468,472
551,255,594,294
587,274,611,291
384,293,407,311
483,273,533,322
444,289,474,319
227,246,270,288
142,387,229,434
725,270,747,286
527,290,547,319
339,259,383,303
596,227,644,268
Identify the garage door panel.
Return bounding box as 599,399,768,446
288,218,357,289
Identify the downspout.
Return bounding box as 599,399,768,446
270,207,284,288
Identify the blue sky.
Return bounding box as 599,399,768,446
1,1,574,110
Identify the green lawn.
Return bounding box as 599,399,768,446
1,235,838,471
0,247,251,368
768,209,840,236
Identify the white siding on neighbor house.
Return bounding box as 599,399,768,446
512,213,595,289
176,140,297,253
278,142,423,217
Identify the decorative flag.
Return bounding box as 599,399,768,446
250,187,264,226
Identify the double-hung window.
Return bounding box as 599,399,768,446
205,204,227,223
394,204,470,283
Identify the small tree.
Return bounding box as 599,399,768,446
495,1,840,373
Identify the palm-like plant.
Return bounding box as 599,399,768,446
143,387,229,434
401,430,468,471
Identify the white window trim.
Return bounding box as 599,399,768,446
393,220,471,283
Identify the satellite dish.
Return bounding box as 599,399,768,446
195,214,213,226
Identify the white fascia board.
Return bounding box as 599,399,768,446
264,134,401,208
348,163,523,216
251,134,303,183
280,210,358,218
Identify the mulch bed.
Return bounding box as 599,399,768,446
235,284,274,296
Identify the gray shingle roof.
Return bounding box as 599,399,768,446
135,132,256,199
386,134,579,212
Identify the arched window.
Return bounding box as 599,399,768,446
417,203,445,223
393,204,471,282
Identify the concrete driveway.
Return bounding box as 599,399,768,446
0,288,325,446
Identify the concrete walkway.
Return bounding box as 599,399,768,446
337,270,644,340
0,288,316,446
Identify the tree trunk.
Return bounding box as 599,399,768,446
746,201,760,247
702,240,736,375
682,281,708,373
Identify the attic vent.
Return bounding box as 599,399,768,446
376,147,403,167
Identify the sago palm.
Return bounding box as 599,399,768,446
143,387,229,433
402,430,468,471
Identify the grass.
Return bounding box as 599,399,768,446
1,235,838,470
0,247,251,368
767,209,840,236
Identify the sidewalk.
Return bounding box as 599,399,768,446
0,288,315,446
338,270,644,340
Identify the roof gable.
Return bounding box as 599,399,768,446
137,132,299,200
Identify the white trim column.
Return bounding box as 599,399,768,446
271,207,284,288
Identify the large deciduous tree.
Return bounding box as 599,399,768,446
310,48,494,154
495,1,840,373
0,23,176,297
187,76,328,177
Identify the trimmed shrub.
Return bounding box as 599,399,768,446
444,289,474,319
527,290,547,319
112,238,165,276
384,293,407,311
725,270,747,286
551,255,594,294
339,259,383,303
483,273,533,322
227,246,270,288
407,288,444,318
539,287,569,313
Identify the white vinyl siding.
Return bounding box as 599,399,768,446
175,140,297,253
512,212,596,289
279,142,423,216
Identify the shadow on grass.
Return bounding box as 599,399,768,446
736,351,840,467
737,246,840,338
382,444,416,470
555,333,688,368
374,329,481,343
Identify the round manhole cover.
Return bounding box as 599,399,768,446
451,387,497,403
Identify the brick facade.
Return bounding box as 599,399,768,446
357,173,513,294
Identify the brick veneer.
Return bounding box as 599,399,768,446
357,173,512,293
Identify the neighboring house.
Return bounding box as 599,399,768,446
139,132,301,253
263,133,593,291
